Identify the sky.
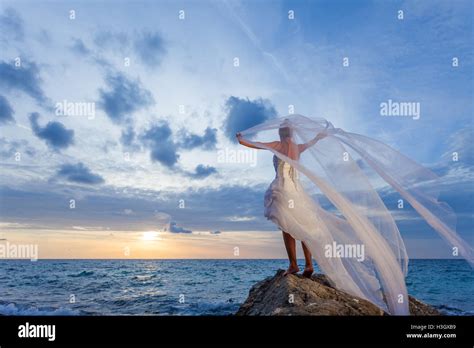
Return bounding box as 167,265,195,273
0,0,472,259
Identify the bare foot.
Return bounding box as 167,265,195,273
283,265,299,276
302,267,314,278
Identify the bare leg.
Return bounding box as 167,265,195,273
302,242,314,278
282,231,299,276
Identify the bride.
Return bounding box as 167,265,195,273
237,124,327,278
236,115,473,315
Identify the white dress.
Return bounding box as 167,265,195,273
264,155,317,242
263,155,397,313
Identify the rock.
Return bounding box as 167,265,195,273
236,270,441,316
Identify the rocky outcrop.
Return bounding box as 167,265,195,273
236,270,440,316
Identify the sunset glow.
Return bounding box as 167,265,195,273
141,231,160,242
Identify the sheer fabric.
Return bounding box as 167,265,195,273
240,114,473,315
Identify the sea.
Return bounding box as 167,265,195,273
0,259,472,316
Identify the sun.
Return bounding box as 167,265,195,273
141,231,160,241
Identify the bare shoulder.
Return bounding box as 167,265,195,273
263,141,281,149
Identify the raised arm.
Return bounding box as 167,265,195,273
236,133,280,150
298,132,328,153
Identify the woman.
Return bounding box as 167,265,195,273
236,115,473,315
237,123,327,277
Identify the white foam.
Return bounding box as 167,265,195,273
0,303,80,316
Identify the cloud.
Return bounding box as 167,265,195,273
140,121,179,167
226,215,256,222
442,126,474,166
93,30,166,68
98,72,154,124
0,7,24,42
167,221,192,234
94,30,130,52
29,113,74,151
134,31,167,68
178,127,217,150
0,61,48,106
120,126,136,147
0,183,270,232
413,125,474,188
70,38,91,56
56,163,105,185
0,137,35,159
0,95,14,124
36,29,52,46
224,96,276,141
140,122,218,173
72,225,106,231
187,164,217,179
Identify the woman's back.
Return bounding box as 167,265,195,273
275,140,300,161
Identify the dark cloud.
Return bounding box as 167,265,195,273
168,221,192,234
0,7,24,42
93,56,114,70
120,126,136,147
0,61,48,106
134,31,166,68
70,38,91,56
0,95,14,124
139,121,218,174
140,121,179,167
178,127,217,150
29,112,74,151
187,164,217,179
98,72,154,124
56,163,105,185
0,183,270,232
224,96,276,141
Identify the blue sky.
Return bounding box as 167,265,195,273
0,0,472,258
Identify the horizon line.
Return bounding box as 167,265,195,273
0,257,467,261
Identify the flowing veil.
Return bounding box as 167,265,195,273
239,114,474,315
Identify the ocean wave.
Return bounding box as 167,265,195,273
435,304,468,316
0,259,471,316
68,270,94,277
0,303,81,316
132,275,155,281
181,301,239,316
